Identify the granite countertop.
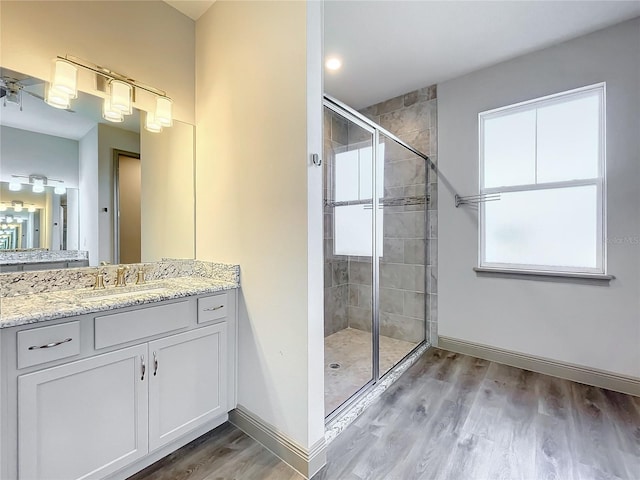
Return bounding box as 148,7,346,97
0,250,89,266
0,276,238,329
0,257,88,266
0,261,240,328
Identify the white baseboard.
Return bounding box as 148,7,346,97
438,336,640,397
229,405,326,479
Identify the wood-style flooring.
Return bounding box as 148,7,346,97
129,348,640,480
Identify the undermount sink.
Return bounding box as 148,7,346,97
79,284,171,302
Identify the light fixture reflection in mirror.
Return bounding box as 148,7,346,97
145,111,162,133
45,84,71,110
102,96,124,123
1,64,196,265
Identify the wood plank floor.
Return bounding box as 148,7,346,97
129,348,640,480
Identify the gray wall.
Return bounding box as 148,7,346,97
438,18,640,378
0,126,79,187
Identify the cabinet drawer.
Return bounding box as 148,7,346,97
95,301,190,349
197,293,228,324
17,321,81,369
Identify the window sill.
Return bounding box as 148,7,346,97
473,267,614,284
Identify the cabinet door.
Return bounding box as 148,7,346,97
148,323,227,451
18,345,149,480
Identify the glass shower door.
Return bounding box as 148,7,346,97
323,105,376,417
377,133,427,377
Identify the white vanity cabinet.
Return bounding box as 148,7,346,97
148,323,227,451
18,344,149,480
0,289,237,480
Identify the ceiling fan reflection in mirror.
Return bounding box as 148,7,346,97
0,67,74,113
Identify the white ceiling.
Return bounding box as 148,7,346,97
325,1,640,109
164,0,215,20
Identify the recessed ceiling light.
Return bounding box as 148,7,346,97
325,57,342,71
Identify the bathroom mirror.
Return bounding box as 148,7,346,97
0,67,195,267
0,181,77,251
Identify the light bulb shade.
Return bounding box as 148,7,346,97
110,80,132,114
8,182,21,191
54,186,66,195
51,59,78,98
13,205,22,212
5,216,12,223
0,205,6,212
9,224,16,229
155,97,173,127
16,218,23,223
102,97,124,123
28,206,36,213
144,112,163,133
45,85,70,109
32,179,45,193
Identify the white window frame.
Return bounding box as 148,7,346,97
478,83,607,275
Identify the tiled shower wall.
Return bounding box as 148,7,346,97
323,85,438,344
358,85,437,345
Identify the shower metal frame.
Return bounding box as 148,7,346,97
323,95,432,423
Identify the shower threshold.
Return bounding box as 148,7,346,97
324,336,429,443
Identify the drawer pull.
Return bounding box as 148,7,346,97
203,305,224,312
28,338,73,350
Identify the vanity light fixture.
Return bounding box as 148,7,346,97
16,218,23,223
51,59,78,98
8,182,21,192
12,201,23,213
144,111,163,133
0,205,6,212
54,186,66,195
28,206,36,213
5,216,13,223
49,55,172,133
110,80,132,114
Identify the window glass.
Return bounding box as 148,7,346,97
537,93,600,183
334,149,359,202
483,110,536,188
484,186,598,269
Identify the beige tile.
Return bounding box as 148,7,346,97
324,328,417,415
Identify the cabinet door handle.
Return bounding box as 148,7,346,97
153,351,158,376
203,305,224,312
141,355,146,381
28,338,72,350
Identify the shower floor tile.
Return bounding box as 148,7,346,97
324,327,417,416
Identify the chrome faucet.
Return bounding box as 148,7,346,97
115,265,130,287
